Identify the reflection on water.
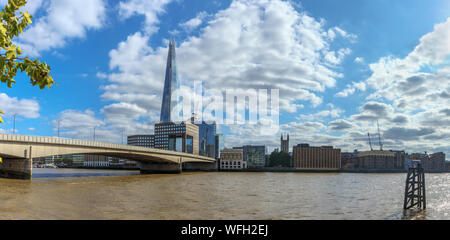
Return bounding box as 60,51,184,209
0,169,450,220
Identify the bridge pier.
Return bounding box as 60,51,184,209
182,161,218,171
139,162,182,174
0,158,32,180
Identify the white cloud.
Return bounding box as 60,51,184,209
17,0,107,56
96,72,108,79
118,0,173,34
179,11,208,32
324,48,351,65
354,57,364,63
0,93,40,118
335,81,366,97
296,108,343,121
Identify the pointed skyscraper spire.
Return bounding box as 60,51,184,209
160,39,182,123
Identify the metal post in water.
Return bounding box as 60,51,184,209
403,160,426,210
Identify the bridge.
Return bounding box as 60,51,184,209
0,134,216,179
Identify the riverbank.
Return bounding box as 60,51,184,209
41,166,450,174
47,166,140,171
219,167,450,173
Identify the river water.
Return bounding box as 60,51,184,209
0,168,449,220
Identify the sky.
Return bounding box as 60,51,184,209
0,0,449,158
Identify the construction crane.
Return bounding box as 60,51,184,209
367,132,373,151
377,120,383,151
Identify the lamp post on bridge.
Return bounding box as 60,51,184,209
12,113,17,134
121,128,125,145
57,120,61,138
94,126,97,141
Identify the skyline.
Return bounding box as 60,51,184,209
0,0,449,158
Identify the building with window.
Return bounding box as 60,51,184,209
409,152,446,172
83,155,110,167
355,150,405,170
293,144,341,169
234,145,266,168
154,121,199,154
341,150,359,169
194,121,217,158
215,133,224,159
127,135,155,148
220,148,246,170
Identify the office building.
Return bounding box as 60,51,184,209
292,144,341,169
154,121,199,154
410,152,446,172
160,39,182,123
353,150,405,170
194,120,217,158
83,155,109,167
341,150,359,169
220,148,246,170
234,145,266,168
281,134,289,153
127,135,155,148
71,154,85,167
215,133,224,159
430,152,446,170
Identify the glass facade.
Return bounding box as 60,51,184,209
127,135,155,148
215,133,224,159
195,121,217,158
234,145,266,168
160,39,182,123
176,137,183,152
186,137,193,154
154,122,199,155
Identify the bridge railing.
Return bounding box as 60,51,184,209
0,134,214,161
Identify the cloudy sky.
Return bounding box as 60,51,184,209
0,0,449,158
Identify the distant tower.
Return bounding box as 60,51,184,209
281,133,289,153
160,39,182,123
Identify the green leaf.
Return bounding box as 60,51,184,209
6,45,16,58
23,11,32,24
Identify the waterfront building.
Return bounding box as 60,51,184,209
154,121,199,154
215,133,224,159
265,154,271,167
234,145,266,168
445,161,450,172
83,155,109,167
353,150,405,170
281,134,289,153
220,148,246,170
127,135,155,148
71,154,85,167
108,156,125,167
429,152,445,171
160,39,182,123
194,120,217,158
409,152,446,172
292,144,341,169
341,150,359,169
44,155,65,165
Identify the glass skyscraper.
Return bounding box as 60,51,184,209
160,39,182,123
196,121,217,158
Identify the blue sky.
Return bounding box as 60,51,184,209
0,0,449,158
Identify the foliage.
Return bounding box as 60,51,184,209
0,0,54,123
269,150,291,167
